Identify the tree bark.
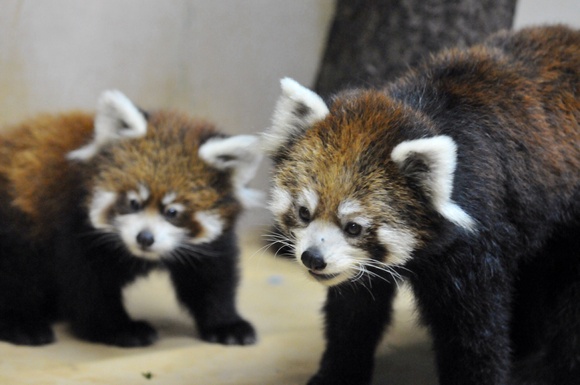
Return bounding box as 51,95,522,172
314,0,517,97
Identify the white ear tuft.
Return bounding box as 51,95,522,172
261,77,329,155
199,134,265,208
391,135,476,231
67,90,147,161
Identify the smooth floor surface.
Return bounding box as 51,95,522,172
0,229,436,385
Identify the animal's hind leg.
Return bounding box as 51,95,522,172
0,239,56,346
512,224,580,385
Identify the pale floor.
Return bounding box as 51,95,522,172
0,229,436,385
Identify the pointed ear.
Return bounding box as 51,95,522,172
67,90,147,161
391,135,476,231
199,134,265,208
261,77,329,155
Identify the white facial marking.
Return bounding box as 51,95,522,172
127,190,140,204
377,224,418,265
192,210,224,245
116,211,186,261
138,184,150,201
89,190,117,230
295,220,368,286
166,202,186,213
298,188,319,212
268,186,293,217
337,199,363,217
337,199,372,228
391,135,476,231
162,192,177,205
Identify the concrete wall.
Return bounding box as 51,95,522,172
514,0,580,28
0,1,335,226
0,0,578,227
0,1,334,127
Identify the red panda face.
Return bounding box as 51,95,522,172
268,130,422,286
262,79,476,287
88,183,229,261
270,185,420,286
67,91,263,262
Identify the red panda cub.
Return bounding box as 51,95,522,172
262,26,580,385
0,90,261,347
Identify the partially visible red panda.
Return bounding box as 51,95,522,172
0,90,262,347
262,26,580,385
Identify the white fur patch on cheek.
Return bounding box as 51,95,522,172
192,211,224,245
116,213,186,260
377,224,417,265
89,190,117,230
268,186,293,217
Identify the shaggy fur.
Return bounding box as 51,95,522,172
0,91,261,347
263,25,580,384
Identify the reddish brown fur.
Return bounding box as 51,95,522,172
274,93,437,250
267,25,580,385
0,113,94,233
89,110,241,235
0,110,240,240
0,102,257,347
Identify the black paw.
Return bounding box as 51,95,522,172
0,322,55,346
200,319,256,346
78,320,158,348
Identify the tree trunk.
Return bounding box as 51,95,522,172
315,0,517,97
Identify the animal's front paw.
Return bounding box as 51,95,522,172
200,319,256,346
0,321,55,346
78,320,158,347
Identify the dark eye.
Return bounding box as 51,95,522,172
345,222,362,236
165,207,179,218
298,206,311,222
129,199,141,212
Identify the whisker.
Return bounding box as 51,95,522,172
259,230,296,259
347,259,407,292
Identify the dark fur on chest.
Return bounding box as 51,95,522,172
264,25,580,385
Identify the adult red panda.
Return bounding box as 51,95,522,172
0,90,262,347
262,25,580,385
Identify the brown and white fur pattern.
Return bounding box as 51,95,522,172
263,25,580,385
0,90,261,347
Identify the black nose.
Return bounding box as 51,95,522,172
136,230,155,248
301,248,326,271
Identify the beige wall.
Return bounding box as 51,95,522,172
0,0,335,226
514,0,580,28
0,1,334,127
0,0,577,227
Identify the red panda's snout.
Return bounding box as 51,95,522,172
88,184,225,262
270,184,419,287
293,219,370,286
